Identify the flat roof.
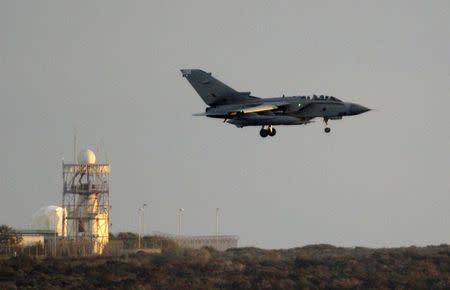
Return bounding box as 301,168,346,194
16,229,57,235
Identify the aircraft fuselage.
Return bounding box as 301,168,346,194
181,69,370,137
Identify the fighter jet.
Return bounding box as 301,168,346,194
181,69,370,137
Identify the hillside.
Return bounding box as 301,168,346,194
1,244,450,289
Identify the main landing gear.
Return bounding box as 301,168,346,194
324,118,331,133
260,125,276,138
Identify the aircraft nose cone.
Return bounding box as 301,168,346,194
348,103,370,115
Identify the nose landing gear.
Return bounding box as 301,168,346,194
259,125,276,138
324,118,331,133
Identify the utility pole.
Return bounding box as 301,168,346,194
138,203,147,249
216,208,220,250
178,208,184,236
142,203,147,237
138,208,141,249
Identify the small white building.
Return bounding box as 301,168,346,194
17,229,57,247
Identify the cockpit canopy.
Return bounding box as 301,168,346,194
294,95,342,102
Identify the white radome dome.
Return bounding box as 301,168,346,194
78,149,96,164
31,205,66,236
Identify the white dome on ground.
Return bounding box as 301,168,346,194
78,149,96,164
31,206,66,236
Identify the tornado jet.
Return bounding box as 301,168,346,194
181,69,370,138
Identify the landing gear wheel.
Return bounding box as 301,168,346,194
324,127,331,133
260,129,269,138
268,128,276,137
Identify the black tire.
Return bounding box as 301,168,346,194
324,127,331,133
268,128,276,136
260,129,268,137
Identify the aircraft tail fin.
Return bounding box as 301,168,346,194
181,69,258,106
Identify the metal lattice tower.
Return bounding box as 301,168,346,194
62,150,110,254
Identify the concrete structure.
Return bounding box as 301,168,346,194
155,232,239,251
62,149,110,254
16,229,57,247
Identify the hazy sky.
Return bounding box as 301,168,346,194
1,1,449,249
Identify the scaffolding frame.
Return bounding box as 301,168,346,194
62,163,110,254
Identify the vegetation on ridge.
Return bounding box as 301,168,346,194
1,244,450,289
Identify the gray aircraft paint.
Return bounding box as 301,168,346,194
182,69,370,136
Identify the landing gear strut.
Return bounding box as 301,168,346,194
268,126,276,137
260,125,276,138
323,118,331,133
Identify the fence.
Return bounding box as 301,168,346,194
0,238,166,258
